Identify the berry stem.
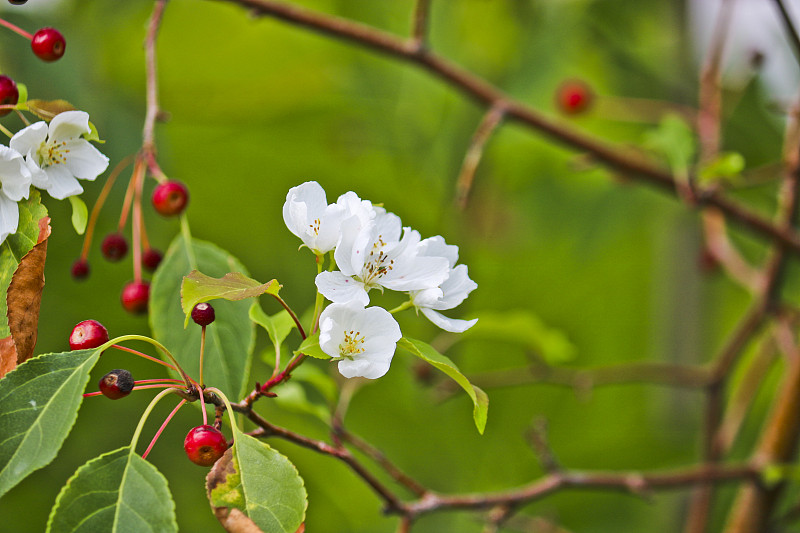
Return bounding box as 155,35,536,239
199,383,208,426
199,325,207,387
81,155,134,260
132,156,145,283
0,17,33,40
142,398,187,459
117,159,141,233
14,109,29,126
104,335,196,389
111,344,179,374
129,387,181,453
0,122,13,139
135,378,185,385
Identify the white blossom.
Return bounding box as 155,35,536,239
318,301,402,379
410,236,478,333
0,146,32,243
316,208,450,305
10,110,109,200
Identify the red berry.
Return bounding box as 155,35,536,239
184,425,228,466
8,0,28,5
71,258,90,280
0,76,19,117
69,319,109,350
152,180,189,217
31,27,66,62
121,280,150,314
142,248,163,271
556,79,593,115
101,233,128,262
98,369,134,400
191,302,215,326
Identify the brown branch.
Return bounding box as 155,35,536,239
455,104,506,208
410,0,431,50
211,0,800,255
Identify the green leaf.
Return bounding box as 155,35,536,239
47,447,177,533
398,337,488,434
272,381,331,423
249,302,296,349
0,348,100,498
461,309,576,365
150,234,255,401
181,270,281,327
16,83,27,106
294,333,329,360
67,196,88,235
207,428,306,533
84,121,105,143
642,113,696,175
0,190,47,337
699,152,746,184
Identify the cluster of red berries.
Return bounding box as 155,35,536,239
0,26,66,117
71,180,189,315
70,307,227,466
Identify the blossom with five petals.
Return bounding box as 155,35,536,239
318,300,402,379
315,208,450,305
0,146,32,243
10,110,109,200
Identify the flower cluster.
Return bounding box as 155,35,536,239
284,181,477,379
0,110,108,243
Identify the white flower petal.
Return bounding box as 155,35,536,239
434,264,477,310
338,357,390,379
418,235,459,267
49,110,91,140
0,193,20,244
315,271,369,305
10,122,47,156
382,254,450,292
0,147,31,202
421,308,478,333
23,157,48,189
63,139,108,180
44,165,83,199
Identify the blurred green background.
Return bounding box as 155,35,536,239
0,0,790,531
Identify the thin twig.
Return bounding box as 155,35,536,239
771,0,800,63
410,0,431,51
455,104,506,208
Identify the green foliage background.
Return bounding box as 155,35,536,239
0,0,788,531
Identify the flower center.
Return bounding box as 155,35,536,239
38,140,69,168
361,235,394,286
308,218,321,236
338,329,366,359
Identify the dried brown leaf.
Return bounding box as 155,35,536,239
206,449,265,533
26,99,77,121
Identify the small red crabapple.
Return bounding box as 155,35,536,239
31,27,66,62
69,319,109,350
556,79,593,115
0,76,19,117
184,425,228,466
152,181,189,216
121,280,150,314
101,233,128,262
142,248,163,271
98,369,134,400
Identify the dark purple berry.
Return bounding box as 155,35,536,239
142,248,163,271
71,258,90,280
191,302,215,326
101,233,128,262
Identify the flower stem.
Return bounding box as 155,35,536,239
311,254,325,335
0,122,12,139
142,398,187,459
0,17,32,40
388,300,414,314
271,294,306,339
129,387,180,453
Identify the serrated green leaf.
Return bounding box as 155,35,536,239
47,446,177,533
182,271,281,327
0,348,100,498
250,302,296,349
460,309,576,365
150,234,255,401
294,333,329,360
398,337,488,434
67,196,88,235
208,428,306,533
0,190,47,337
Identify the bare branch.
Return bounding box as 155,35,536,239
455,104,506,208
410,0,432,50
